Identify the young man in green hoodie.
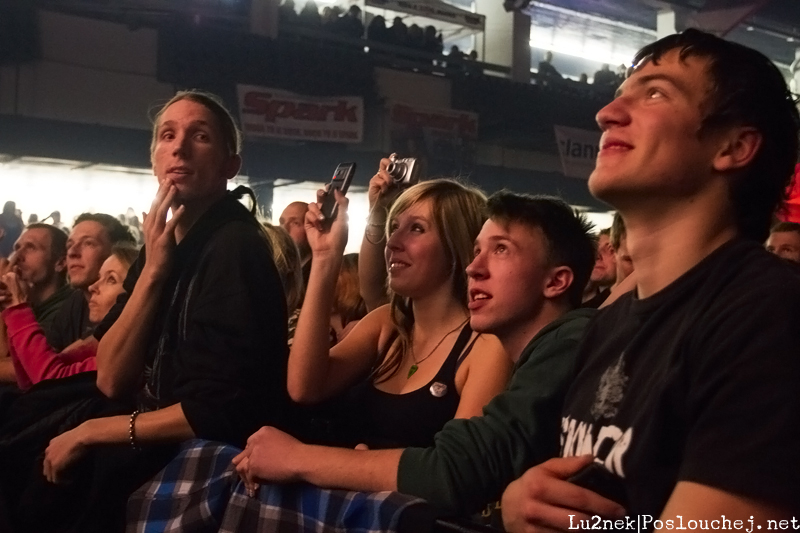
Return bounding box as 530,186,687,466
234,192,597,517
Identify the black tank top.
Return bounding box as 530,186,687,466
357,324,476,449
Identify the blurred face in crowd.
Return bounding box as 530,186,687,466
279,202,310,258
66,221,113,290
590,50,718,207
151,98,240,210
87,255,128,324
766,231,800,263
466,219,552,339
385,199,451,299
615,235,635,283
590,233,616,287
12,228,64,287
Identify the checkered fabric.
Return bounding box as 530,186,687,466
127,439,239,533
127,439,428,533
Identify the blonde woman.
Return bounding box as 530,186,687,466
287,178,511,448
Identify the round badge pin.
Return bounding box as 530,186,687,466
430,382,448,397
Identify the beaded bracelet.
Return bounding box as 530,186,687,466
129,410,141,451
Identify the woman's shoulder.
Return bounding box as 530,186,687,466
459,332,511,372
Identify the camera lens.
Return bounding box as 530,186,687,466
387,162,405,181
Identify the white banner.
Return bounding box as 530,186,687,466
237,84,363,143
554,126,601,180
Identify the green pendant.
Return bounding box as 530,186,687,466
407,365,418,379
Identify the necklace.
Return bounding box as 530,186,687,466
407,317,469,379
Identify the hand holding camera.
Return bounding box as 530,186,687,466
369,154,420,221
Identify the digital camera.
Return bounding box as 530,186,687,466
386,154,420,186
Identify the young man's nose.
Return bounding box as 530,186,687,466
596,95,632,131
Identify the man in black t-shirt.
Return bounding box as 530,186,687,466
502,29,800,532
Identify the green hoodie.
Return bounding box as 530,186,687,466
397,308,596,515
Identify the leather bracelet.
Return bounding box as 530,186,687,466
129,410,141,451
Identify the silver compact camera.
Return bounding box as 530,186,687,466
386,154,420,186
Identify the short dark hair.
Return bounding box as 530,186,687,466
485,192,595,309
25,223,68,264
610,212,626,251
771,221,800,237
74,213,136,245
150,90,242,158
633,29,800,243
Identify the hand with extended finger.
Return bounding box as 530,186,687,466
0,271,29,308
141,181,185,282
501,455,626,533
43,422,92,484
305,187,349,261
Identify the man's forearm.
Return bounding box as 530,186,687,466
297,445,402,492
95,269,164,398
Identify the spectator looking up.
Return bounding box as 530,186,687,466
0,201,24,259
1,243,139,390
501,28,800,532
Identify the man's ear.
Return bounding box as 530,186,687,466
543,266,574,300
712,127,762,173
223,154,243,181
54,255,67,275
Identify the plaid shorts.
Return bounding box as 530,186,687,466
127,439,428,533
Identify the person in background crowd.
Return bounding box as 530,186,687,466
26,214,38,225
582,228,615,308
501,29,800,532
537,51,562,81
298,0,322,28
593,63,617,87
367,15,389,44
1,243,139,390
609,211,634,290
47,213,136,353
422,25,443,55
0,201,24,259
278,0,299,25
339,5,364,39
49,210,68,233
765,221,800,263
279,201,312,287
232,193,596,523
330,253,366,343
262,223,304,318
389,16,408,48
0,224,70,338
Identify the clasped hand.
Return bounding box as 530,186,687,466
232,426,305,498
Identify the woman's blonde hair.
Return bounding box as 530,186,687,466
262,223,305,314
109,243,141,271
373,179,486,383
